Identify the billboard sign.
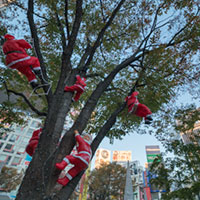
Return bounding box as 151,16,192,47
112,150,131,162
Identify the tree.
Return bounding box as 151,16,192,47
0,166,23,192
0,0,199,199
150,106,200,200
88,163,126,200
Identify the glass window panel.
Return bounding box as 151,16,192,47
3,144,14,152
5,156,11,165
15,126,24,133
11,157,21,166
0,142,4,149
20,137,29,146
0,154,7,161
17,146,25,155
0,133,8,141
30,121,41,128
26,128,35,136
9,134,19,142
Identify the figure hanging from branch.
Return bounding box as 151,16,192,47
1,34,47,89
55,130,92,186
125,91,153,124
26,128,42,156
64,75,86,101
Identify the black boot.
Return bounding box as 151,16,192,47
145,119,152,125
33,69,48,83
146,115,153,121
30,81,39,89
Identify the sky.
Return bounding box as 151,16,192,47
91,92,200,169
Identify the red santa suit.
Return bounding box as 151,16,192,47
125,91,153,124
64,75,86,101
55,132,92,186
25,128,42,156
2,34,42,88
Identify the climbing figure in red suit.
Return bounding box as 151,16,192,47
64,75,86,101
2,34,46,89
55,130,92,186
125,91,153,124
25,128,42,156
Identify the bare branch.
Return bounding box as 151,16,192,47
54,7,67,51
99,0,106,22
167,8,200,46
81,0,126,72
27,0,53,103
13,1,49,21
66,0,83,54
64,0,70,41
3,81,47,116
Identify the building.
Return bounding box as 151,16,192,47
180,120,200,145
145,145,160,165
0,117,41,172
144,145,167,200
94,148,111,169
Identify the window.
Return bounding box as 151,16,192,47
20,137,29,146
0,142,4,149
17,146,25,155
15,126,23,133
5,156,11,165
9,134,19,142
11,157,22,166
0,154,7,162
26,128,35,136
30,120,41,128
3,144,14,152
0,133,8,141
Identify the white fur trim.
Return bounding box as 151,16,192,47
79,151,92,158
29,79,37,83
7,56,31,68
66,173,72,180
33,67,41,71
75,84,85,91
63,157,70,164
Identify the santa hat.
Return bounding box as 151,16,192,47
4,34,15,40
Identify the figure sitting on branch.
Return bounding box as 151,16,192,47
64,75,86,101
125,91,153,124
1,34,47,89
55,130,92,186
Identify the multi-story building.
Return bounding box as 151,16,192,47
0,117,41,172
144,145,167,200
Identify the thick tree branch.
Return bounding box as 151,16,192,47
53,102,126,200
66,0,83,56
55,0,83,92
27,0,53,104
